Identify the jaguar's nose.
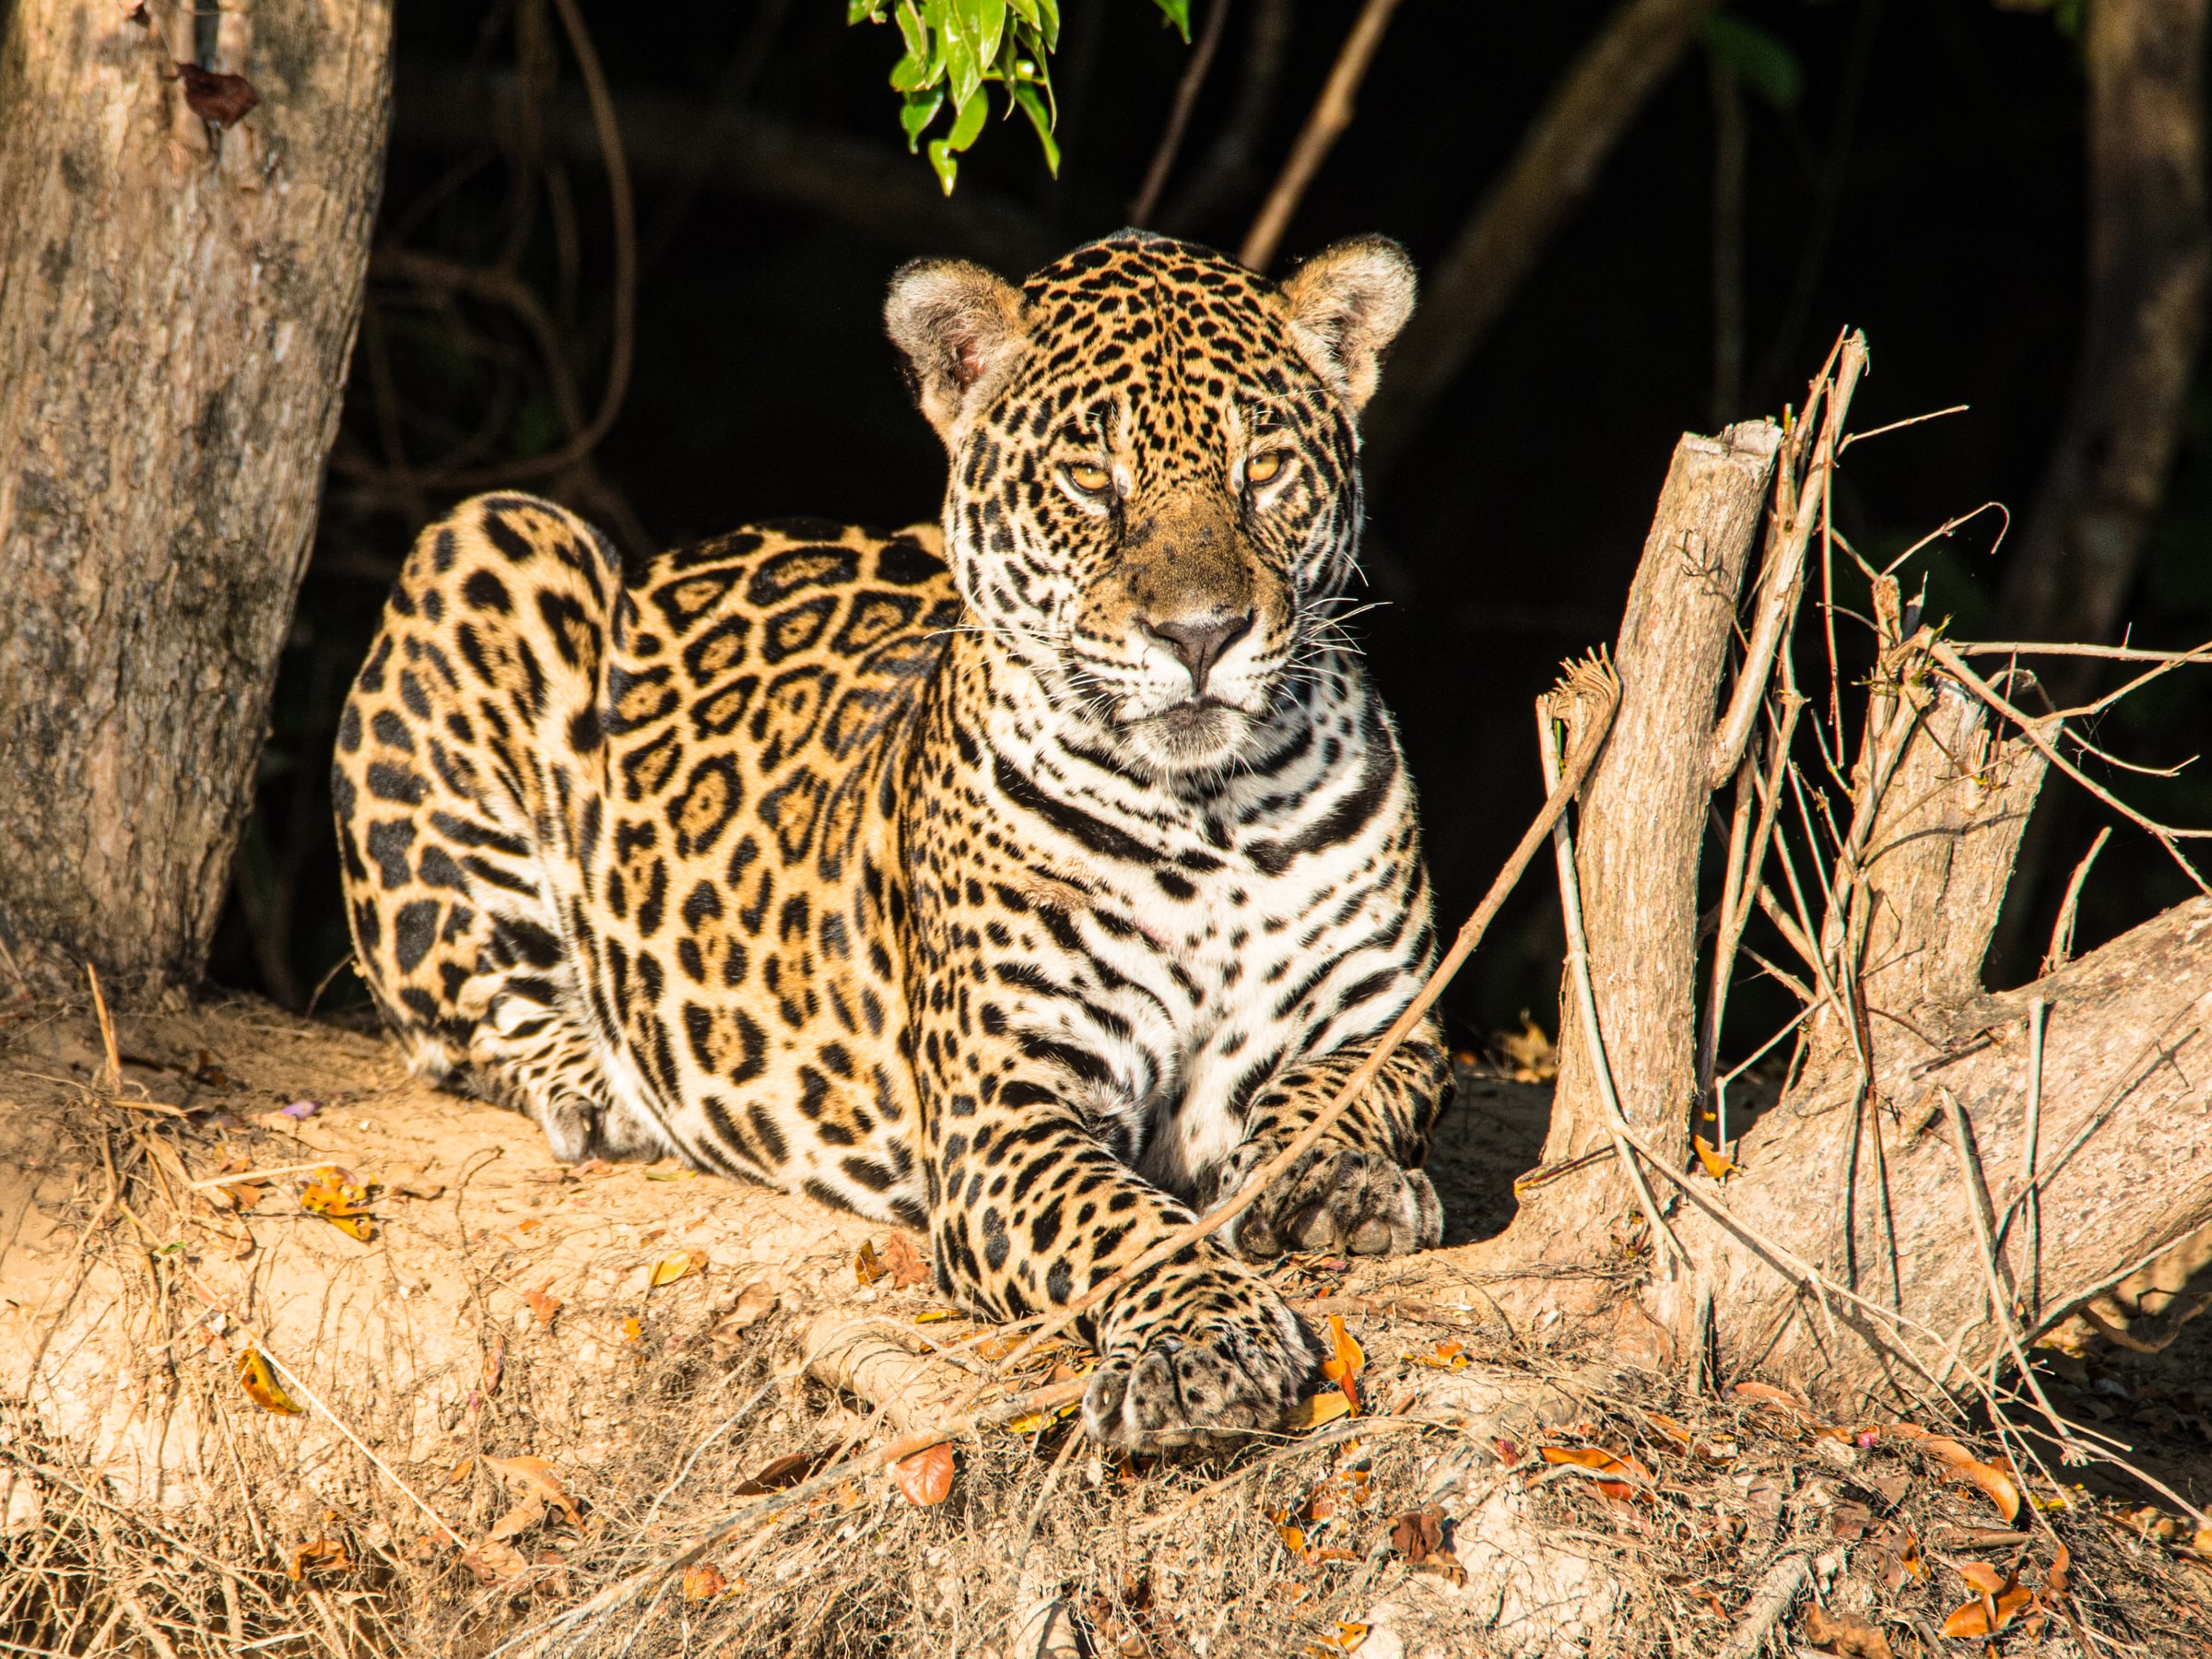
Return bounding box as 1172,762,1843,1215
1139,609,1254,697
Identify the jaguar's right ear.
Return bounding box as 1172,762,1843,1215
884,259,1030,448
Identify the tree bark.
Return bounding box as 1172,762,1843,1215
0,0,393,994
1457,420,2212,1420
1496,422,1778,1312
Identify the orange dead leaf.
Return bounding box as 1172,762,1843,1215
286,1536,349,1582
524,1285,562,1330
649,1252,703,1288
482,1454,582,1524
1916,1437,2022,1523
880,1230,930,1288
2047,1544,2071,1594
236,1348,304,1416
895,1441,956,1506
1319,1315,1365,1413
733,1450,832,1495
439,1457,474,1489
1939,1568,2033,1639
723,1279,777,1331
1288,1390,1354,1430
1414,1339,1470,1371
854,1240,888,1286
683,1562,727,1601
1729,1381,1809,1417
481,1338,505,1398
1692,1135,1741,1179
620,1315,642,1346
1540,1444,1652,1502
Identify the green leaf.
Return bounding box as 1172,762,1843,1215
900,87,946,151
848,0,887,21
895,0,931,64
926,136,959,194
1151,0,1190,43
939,0,983,110
947,82,990,148
1033,0,1060,51
890,50,939,92
1701,15,1802,112
966,0,1009,75
1009,79,1059,176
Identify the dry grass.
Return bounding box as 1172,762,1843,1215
3,1009,2209,1658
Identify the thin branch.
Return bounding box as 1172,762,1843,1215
1708,335,1865,787
1956,640,2212,663
1239,0,1403,271
2041,828,2112,976
1928,639,2212,889
1132,0,1232,227
1841,403,1971,451
1878,500,2007,577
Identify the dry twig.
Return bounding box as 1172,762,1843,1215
1238,0,1402,271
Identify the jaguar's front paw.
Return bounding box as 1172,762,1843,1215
1208,1142,1442,1262
1081,1263,1316,1452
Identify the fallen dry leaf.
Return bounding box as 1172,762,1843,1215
488,1497,545,1543
1287,1390,1354,1430
1729,1380,1810,1417
649,1252,703,1288
286,1536,349,1583
1493,1012,1556,1082
482,1454,582,1524
175,62,258,126
1916,1436,2022,1522
524,1285,562,1330
236,1348,303,1416
1414,1339,1471,1371
1320,1314,1365,1414
621,1315,642,1346
881,1230,930,1288
299,1166,377,1242
734,1451,831,1495
1939,1566,2033,1639
854,1240,887,1286
1540,1444,1652,1503
460,1537,530,1585
481,1338,505,1398
1388,1508,1442,1561
1692,1134,1742,1179
1800,1603,1895,1659
894,1441,956,1506
682,1562,727,1601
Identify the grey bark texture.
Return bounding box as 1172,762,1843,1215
1502,422,1779,1291
0,0,394,994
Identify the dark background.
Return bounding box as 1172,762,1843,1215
214,0,2212,1070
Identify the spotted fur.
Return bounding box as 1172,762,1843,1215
335,231,1450,1449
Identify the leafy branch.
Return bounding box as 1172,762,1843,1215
850,0,1190,192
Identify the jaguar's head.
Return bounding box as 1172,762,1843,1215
886,230,1414,777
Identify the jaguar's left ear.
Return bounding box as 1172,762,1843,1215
1277,236,1418,414
884,259,1031,449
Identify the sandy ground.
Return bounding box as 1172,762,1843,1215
3,994,2207,1656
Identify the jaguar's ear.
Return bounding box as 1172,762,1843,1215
1277,236,1417,414
884,259,1030,447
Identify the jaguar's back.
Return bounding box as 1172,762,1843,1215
334,499,959,1223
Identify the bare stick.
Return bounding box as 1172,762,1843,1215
2018,999,2046,1323
1540,700,1687,1271
1707,333,1867,788
1958,639,2212,664
1927,640,2212,889
85,962,123,1093
1938,1088,2082,1458
1131,0,1232,226
1714,1552,1809,1659
2042,829,2112,975
987,653,1622,1378
1238,0,1402,271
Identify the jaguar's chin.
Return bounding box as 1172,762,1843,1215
1122,700,1255,774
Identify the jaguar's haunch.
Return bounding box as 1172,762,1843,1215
333,230,1452,1449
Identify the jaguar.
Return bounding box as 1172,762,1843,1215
333,229,1453,1450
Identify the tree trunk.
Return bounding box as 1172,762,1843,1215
1493,422,1778,1316
0,0,393,996
1460,417,2212,1418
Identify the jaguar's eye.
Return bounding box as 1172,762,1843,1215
1065,461,1112,496
1244,451,1288,487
